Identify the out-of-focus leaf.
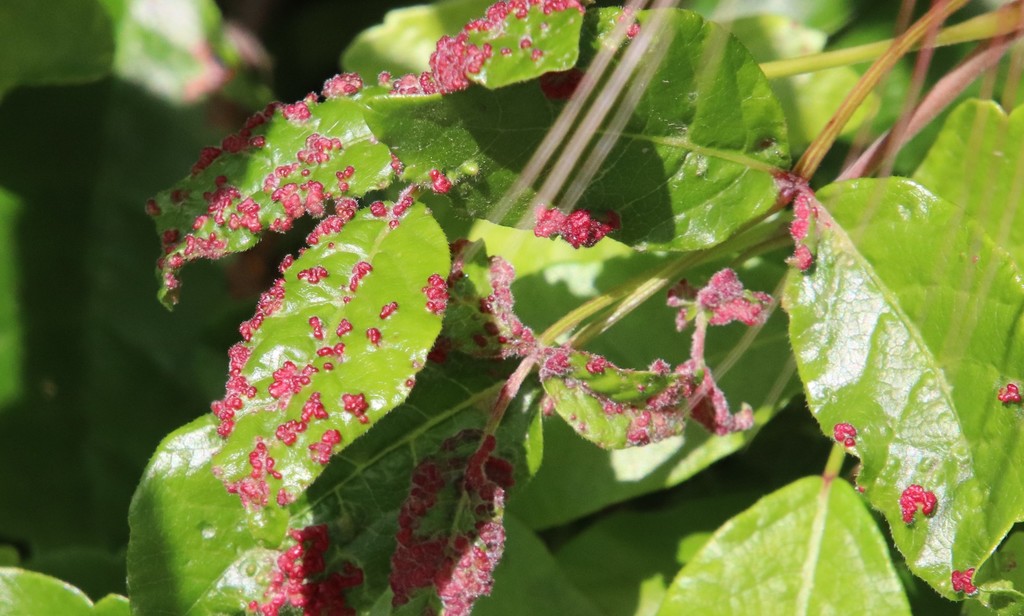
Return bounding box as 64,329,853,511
554,492,759,616
0,189,20,408
23,547,125,602
208,204,448,528
102,0,247,103
0,547,17,568
0,0,114,96
727,15,877,149
914,99,1024,270
658,477,911,615
690,0,856,34
128,356,541,614
0,568,127,616
784,178,1024,599
342,0,494,77
365,7,790,252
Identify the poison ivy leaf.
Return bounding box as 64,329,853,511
0,568,128,616
342,0,494,77
784,178,1024,599
555,492,759,616
658,476,911,615
0,188,20,409
208,203,448,525
0,0,114,97
150,86,395,307
366,7,789,252
128,355,541,614
727,15,877,150
539,348,688,448
470,224,796,527
914,99,1024,269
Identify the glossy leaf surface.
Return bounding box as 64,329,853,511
209,203,449,521
342,0,493,77
658,477,911,615
784,178,1024,598
913,99,1024,269
366,7,789,252
0,568,128,616
128,356,541,614
151,91,394,306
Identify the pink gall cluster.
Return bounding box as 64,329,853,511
951,568,977,595
321,73,363,98
667,269,772,331
899,484,938,523
833,422,857,447
998,383,1021,404
248,524,364,616
533,206,620,248
389,432,514,615
223,440,280,509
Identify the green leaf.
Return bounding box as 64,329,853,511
365,7,790,252
209,203,449,524
726,15,877,150
0,188,20,409
963,531,1024,615
129,355,541,613
23,547,126,602
784,178,1024,598
0,568,127,616
539,348,692,449
342,0,495,77
658,477,911,615
554,492,759,616
0,0,114,96
914,99,1024,269
151,90,395,307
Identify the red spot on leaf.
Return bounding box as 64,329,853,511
308,429,342,465
380,302,399,319
250,524,363,615
951,568,977,595
423,273,449,314
348,261,373,292
342,393,370,424
539,69,583,100
308,316,325,340
999,383,1021,404
297,265,329,284
900,484,938,523
833,422,857,447
281,101,311,122
429,169,453,194
322,72,363,98
533,206,619,248
366,328,382,346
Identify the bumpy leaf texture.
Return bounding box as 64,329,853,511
128,356,541,614
365,7,789,251
208,203,449,529
784,178,1024,600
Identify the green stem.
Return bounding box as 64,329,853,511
822,442,847,483
793,0,970,181
761,3,1023,79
